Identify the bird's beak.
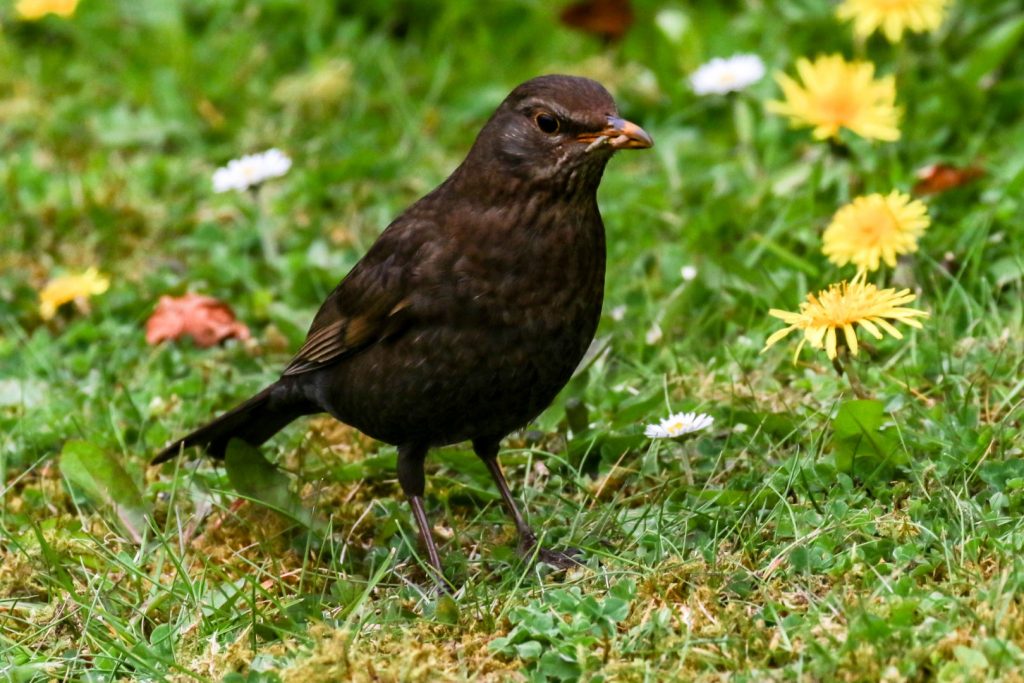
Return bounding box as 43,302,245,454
578,116,654,152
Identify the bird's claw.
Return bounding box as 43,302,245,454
519,535,583,570
535,546,583,569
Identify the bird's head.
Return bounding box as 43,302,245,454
462,74,653,193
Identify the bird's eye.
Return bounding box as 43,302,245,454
534,113,560,134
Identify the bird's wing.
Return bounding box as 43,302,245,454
280,218,427,377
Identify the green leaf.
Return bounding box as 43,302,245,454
31,524,76,593
978,460,1024,492
224,439,319,531
434,594,460,626
989,256,1024,288
833,399,885,434
678,487,782,508
729,409,800,439
537,650,581,681
831,400,905,481
609,578,637,603
332,452,397,483
956,15,1024,86
59,439,150,543
515,640,543,661
953,645,989,672
748,232,821,276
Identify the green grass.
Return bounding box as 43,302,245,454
2,0,1024,680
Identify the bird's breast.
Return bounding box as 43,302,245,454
445,198,606,328
444,200,607,407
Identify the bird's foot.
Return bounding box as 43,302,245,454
535,546,583,569
519,535,583,570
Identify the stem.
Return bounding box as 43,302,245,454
826,137,851,159
678,442,695,486
844,360,870,400
825,137,860,196
835,347,870,399
250,185,279,264
732,94,758,181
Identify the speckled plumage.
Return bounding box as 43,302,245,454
155,75,652,584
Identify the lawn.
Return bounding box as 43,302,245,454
2,0,1024,680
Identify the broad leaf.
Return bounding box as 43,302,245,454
224,439,320,531
59,440,150,543
956,15,1024,86
831,400,905,482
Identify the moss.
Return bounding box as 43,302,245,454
189,501,301,572
0,549,44,600
280,624,522,683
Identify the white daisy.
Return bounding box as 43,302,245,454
644,411,714,439
680,265,698,281
212,148,292,193
689,54,765,96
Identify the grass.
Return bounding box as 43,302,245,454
2,0,1024,680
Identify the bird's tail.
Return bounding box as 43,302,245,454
152,383,310,464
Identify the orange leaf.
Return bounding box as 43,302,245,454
559,0,634,41
146,293,251,348
913,163,984,195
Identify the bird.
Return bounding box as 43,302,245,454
154,74,652,585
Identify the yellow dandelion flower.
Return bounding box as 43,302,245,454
766,54,900,142
39,267,110,320
762,272,928,362
837,0,949,42
16,0,79,19
823,191,931,271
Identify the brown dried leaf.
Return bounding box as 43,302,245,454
913,163,985,195
559,0,634,42
145,293,250,348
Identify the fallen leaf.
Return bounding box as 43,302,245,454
913,163,984,195
559,0,633,42
60,439,150,543
224,439,324,533
146,292,250,348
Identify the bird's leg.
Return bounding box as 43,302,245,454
473,438,581,569
397,443,449,588
483,453,536,542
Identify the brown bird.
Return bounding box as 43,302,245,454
154,74,652,583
